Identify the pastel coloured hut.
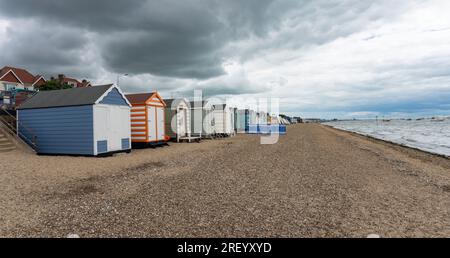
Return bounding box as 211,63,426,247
17,84,132,156
235,109,247,133
213,104,235,136
125,92,168,145
164,98,192,142
257,112,268,125
190,101,215,139
244,109,257,132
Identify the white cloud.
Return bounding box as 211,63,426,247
230,0,450,117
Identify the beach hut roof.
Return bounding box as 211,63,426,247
189,101,208,107
125,92,166,106
164,98,190,110
164,98,185,107
190,100,215,111
17,84,129,110
213,104,227,110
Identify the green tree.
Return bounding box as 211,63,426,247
38,80,72,91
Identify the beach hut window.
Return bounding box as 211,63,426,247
121,138,130,150
97,140,108,153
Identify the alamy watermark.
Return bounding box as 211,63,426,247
168,90,281,144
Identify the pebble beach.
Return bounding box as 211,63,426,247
1,124,450,237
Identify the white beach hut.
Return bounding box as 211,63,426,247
164,98,192,142
257,112,268,125
190,101,215,138
213,104,235,136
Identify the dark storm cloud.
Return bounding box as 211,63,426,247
0,20,96,79
0,0,147,31
0,0,297,79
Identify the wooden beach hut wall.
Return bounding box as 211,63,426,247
190,101,215,138
257,112,268,125
244,109,258,133
234,108,239,130
164,98,191,142
248,110,257,125
251,110,258,125
235,109,247,133
125,92,168,145
213,104,235,136
17,84,132,156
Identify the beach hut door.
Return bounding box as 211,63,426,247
148,106,156,141
178,108,186,137
157,107,165,140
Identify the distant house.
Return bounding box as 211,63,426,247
0,66,45,108
52,74,92,88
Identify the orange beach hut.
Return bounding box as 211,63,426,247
125,92,169,145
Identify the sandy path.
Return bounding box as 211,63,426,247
1,124,450,237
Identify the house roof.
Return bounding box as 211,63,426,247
79,80,92,87
125,92,166,106
18,84,113,110
0,66,44,85
51,75,91,88
32,75,45,85
164,98,189,109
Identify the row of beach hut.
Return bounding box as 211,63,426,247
16,85,284,156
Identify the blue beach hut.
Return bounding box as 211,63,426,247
17,84,132,156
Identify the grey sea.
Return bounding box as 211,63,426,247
325,118,450,156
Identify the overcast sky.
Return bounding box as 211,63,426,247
1,0,449,118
